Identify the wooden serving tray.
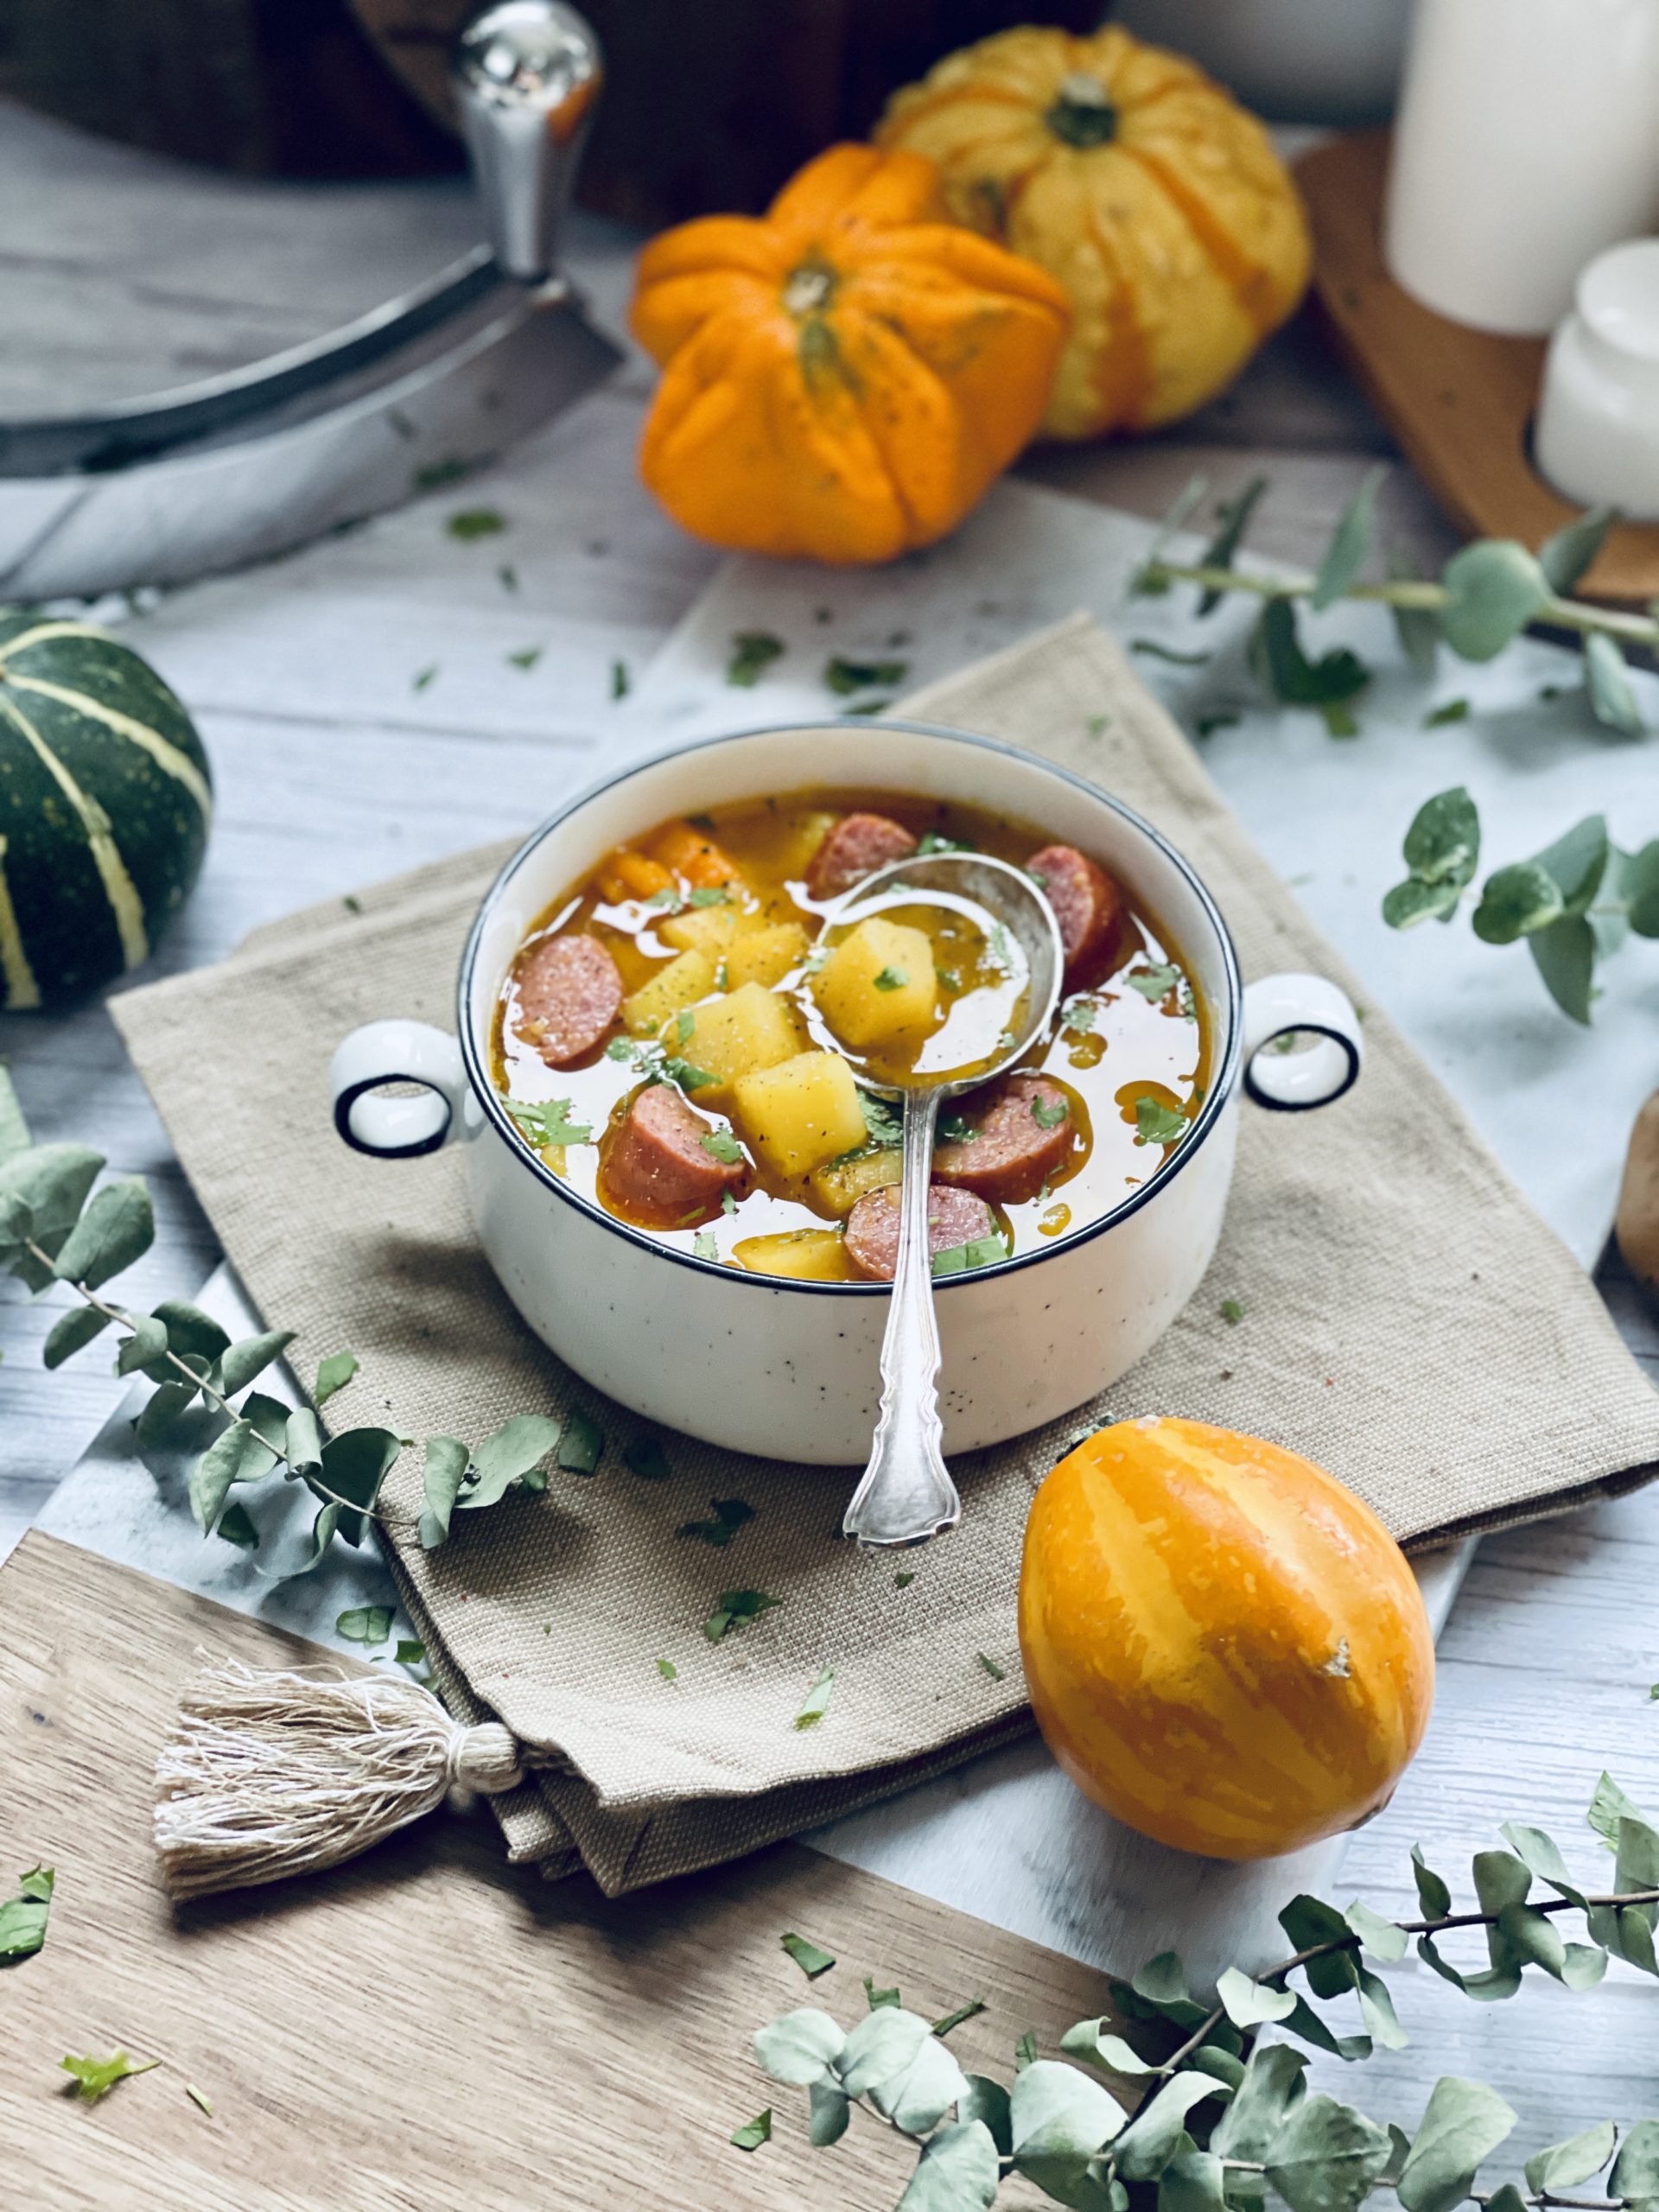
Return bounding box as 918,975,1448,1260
1294,130,1659,608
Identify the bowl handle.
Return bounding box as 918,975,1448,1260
1240,974,1363,1111
330,1020,467,1159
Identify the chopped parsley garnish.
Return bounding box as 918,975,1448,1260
728,631,785,687
932,1233,1007,1277
1196,711,1242,739
1424,697,1471,727
1134,1096,1188,1147
976,1651,1007,1681
873,966,908,992
506,645,543,671
938,1113,979,1146
824,654,909,695
721,1189,738,1215
687,886,728,908
677,1497,754,1548
611,658,630,699
411,664,439,691
675,1008,696,1046
894,1571,915,1589
60,2051,158,2104
645,885,684,912
803,944,831,975
660,1058,717,1092
936,967,962,993
507,1096,593,1149
1061,995,1097,1033
446,506,505,541
1220,1298,1245,1325
700,1127,743,1164
606,1035,639,1062
704,1587,784,1642
692,1229,720,1262
656,1657,677,1681
1130,639,1211,666
918,830,975,855
1126,963,1181,1001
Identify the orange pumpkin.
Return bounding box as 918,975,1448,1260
875,26,1311,441
1019,1418,1433,1859
628,143,1071,564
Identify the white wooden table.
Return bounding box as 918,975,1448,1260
3,94,1657,2158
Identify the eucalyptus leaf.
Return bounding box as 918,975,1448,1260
134,1355,208,1445
1124,1953,1214,2031
1280,1993,1372,2061
240,1390,289,1455
315,1349,359,1406
1345,1902,1409,1963
1355,1965,1409,2050
1584,632,1645,734
894,2119,1001,2212
1586,1772,1646,1848
1249,600,1370,715
115,1313,168,1376
1396,2075,1517,2212
295,1500,341,1573
1198,478,1268,613
1383,877,1463,929
51,1176,153,1289
1412,1845,1453,1919
314,1426,401,1545
149,1299,229,1363
1192,2048,1243,2090
1626,842,1659,936
1524,2118,1616,2193
1160,2148,1226,2212
0,1141,102,1262
1010,2060,1128,2196
809,2081,851,2145
459,1413,561,1510
1217,1967,1297,2028
1611,2119,1659,2199
1617,1813,1659,1894
1389,549,1442,677
1471,862,1563,945
1113,2073,1224,2183
215,1328,297,1398
336,1605,394,1646
1540,505,1615,593
189,1419,278,1533
753,2007,846,2086
1533,918,1602,1023
284,1408,321,1477
1439,541,1550,661
216,1502,258,1550
839,2006,931,2099
1060,2020,1159,2077
0,1863,53,1962
0,1066,29,1162
1499,1821,1586,1905
871,2031,970,2138
1213,2044,1309,2163
1266,2093,1394,2212
42,1302,111,1369
1312,467,1384,609
419,1435,470,1550
1278,1897,1359,2000
959,2075,1014,2158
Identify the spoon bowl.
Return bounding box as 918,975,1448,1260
831,852,1066,1548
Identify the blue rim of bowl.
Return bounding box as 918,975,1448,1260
456,718,1245,1297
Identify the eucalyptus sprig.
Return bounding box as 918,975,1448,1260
1135,475,1647,739
1383,789,1659,1023
752,1775,1659,2212
0,1116,562,1574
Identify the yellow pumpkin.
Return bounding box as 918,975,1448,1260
1018,1418,1433,1859
875,25,1312,441
628,143,1071,564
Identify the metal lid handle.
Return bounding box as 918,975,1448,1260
452,2,604,283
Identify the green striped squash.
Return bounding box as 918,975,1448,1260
0,611,212,1009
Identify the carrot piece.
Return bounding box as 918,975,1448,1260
651,820,741,887
598,848,677,903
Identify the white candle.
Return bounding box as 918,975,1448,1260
1384,0,1659,336
1536,238,1659,519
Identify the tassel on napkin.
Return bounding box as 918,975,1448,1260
154,1659,526,1899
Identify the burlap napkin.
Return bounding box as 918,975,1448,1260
111,615,1659,1896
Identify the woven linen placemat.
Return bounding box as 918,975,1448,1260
110,615,1659,1896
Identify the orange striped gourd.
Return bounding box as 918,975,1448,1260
874,25,1311,442
1019,1418,1433,1859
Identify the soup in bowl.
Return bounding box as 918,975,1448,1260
330,721,1361,1463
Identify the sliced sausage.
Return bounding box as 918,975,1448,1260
932,1075,1077,1207
1027,845,1123,979
806,812,918,900
600,1082,745,1227
515,934,623,1066
845,1182,995,1282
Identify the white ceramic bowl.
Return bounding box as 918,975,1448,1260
329,721,1361,1463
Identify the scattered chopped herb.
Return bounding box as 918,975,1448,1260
714,961,729,991
1220,1298,1245,1325
825,654,909,695
938,1113,979,1147
794,1666,835,1730
645,886,684,912
315,1349,359,1406
1014,2031,1039,2071
411,664,439,692
186,2083,213,2117
700,1127,744,1164
721,1189,738,1216
803,944,831,976
395,1639,426,1667
557,1410,604,1474
731,2110,772,2152
676,1008,696,1046
995,1029,1016,1055
704,1588,784,1642
780,1931,836,1978
0,1865,54,1963
498,563,518,592
414,457,471,492
625,1434,671,1482
336,1605,394,1646
1196,711,1242,739
660,1057,718,1093
216,1502,258,1550
865,1977,901,2010
976,1651,1007,1681
1425,697,1471,727
844,697,893,715
1131,639,1212,666
657,1657,677,1681
506,645,543,671
605,1035,639,1062
1134,1096,1188,1147
1061,995,1097,1033
1086,714,1109,736
610,658,630,700
693,1229,720,1262
447,507,505,542
60,2051,159,2104
342,893,363,914
932,1234,1007,1277
894,1571,915,1589
688,886,729,911
1126,963,1181,1001
677,1497,755,1548
988,923,1013,969
728,632,785,687
936,967,961,993
1031,1096,1067,1130
931,1997,987,2039
918,831,975,855
873,966,908,992
507,1096,593,1150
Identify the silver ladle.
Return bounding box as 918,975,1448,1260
835,853,1065,1549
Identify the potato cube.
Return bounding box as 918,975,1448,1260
733,1051,870,1179
621,948,715,1037
732,1228,851,1282
810,1145,902,1217
724,920,810,991
672,983,804,1099
657,904,741,958
811,918,937,1052
775,809,842,880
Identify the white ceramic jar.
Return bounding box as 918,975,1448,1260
328,722,1363,1465
1385,0,1659,335
1537,239,1659,518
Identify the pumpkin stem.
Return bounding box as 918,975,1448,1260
1046,70,1118,149
782,260,836,318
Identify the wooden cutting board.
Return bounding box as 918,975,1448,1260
0,1530,1129,2211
